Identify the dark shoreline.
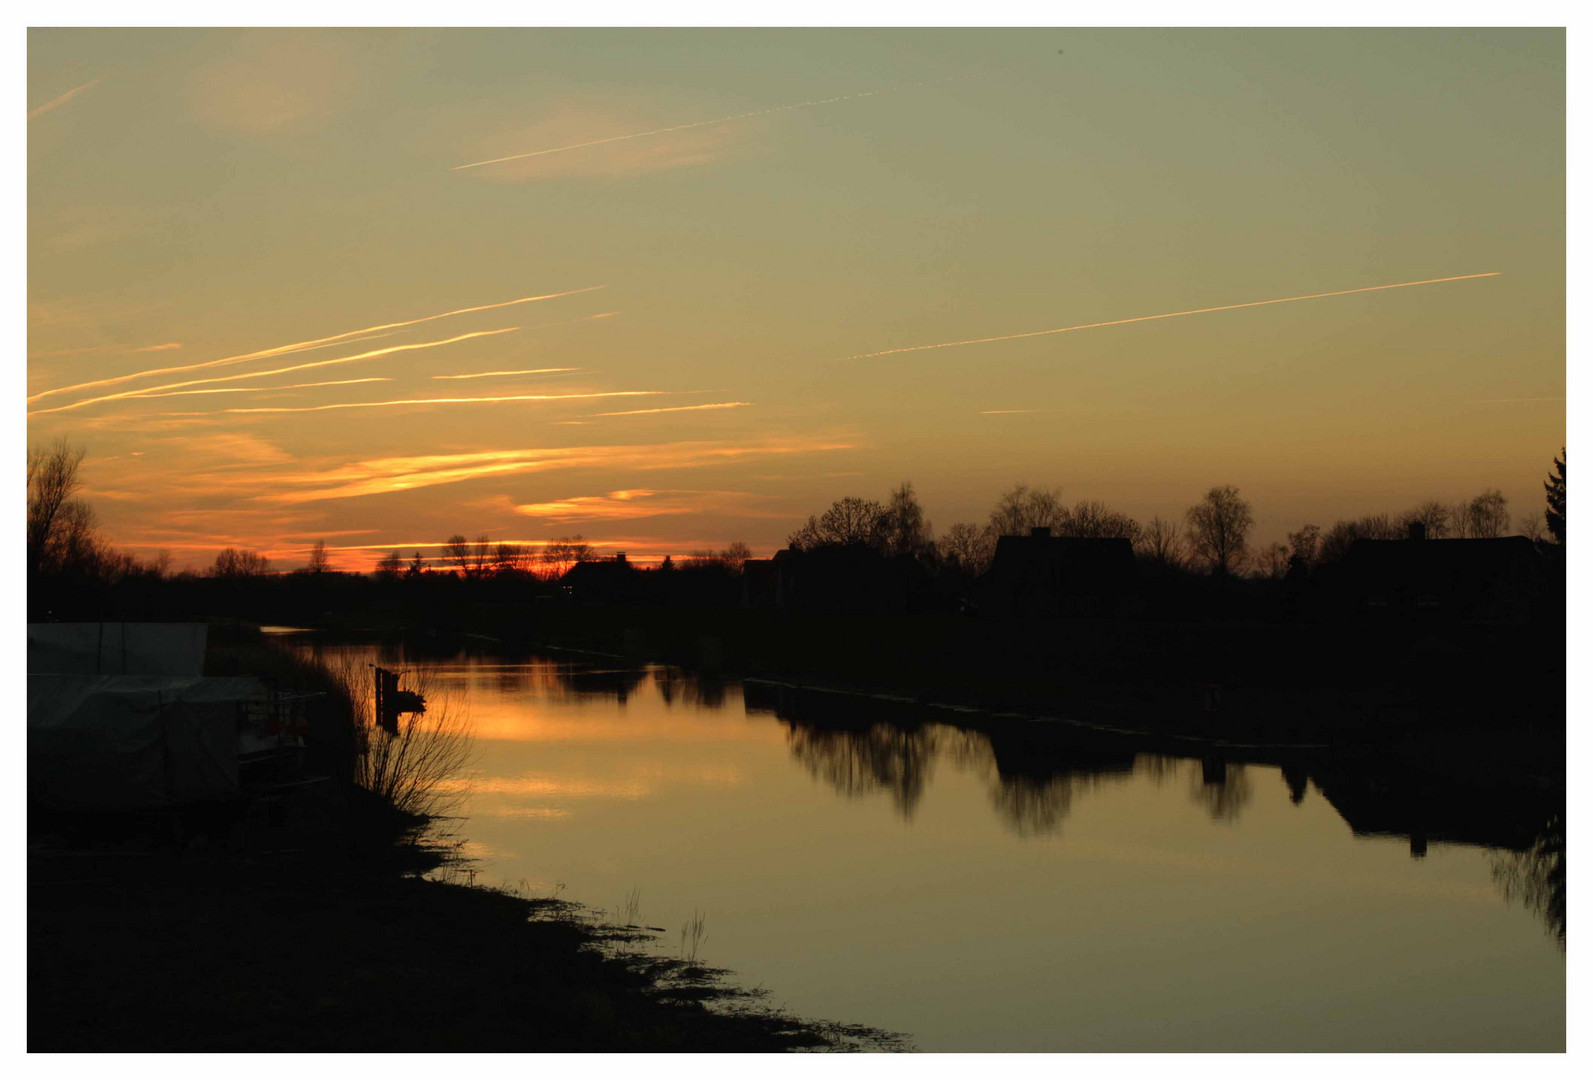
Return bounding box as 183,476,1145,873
27,632,909,1053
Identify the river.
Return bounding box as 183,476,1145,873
284,633,1564,1052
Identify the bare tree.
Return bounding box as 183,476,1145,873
720,541,752,572
1136,516,1184,567
1184,485,1254,576
1517,513,1546,543
307,540,331,573
1460,490,1510,538
541,535,593,577
1285,523,1320,568
375,550,404,581
444,534,471,576
469,534,494,578
406,551,426,579
988,483,1066,536
210,548,272,578
880,481,934,558
1254,542,1291,580
937,522,997,575
27,438,92,576
1402,500,1452,539
1060,499,1141,542
787,497,888,551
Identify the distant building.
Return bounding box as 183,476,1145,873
979,527,1138,617
742,545,925,613
1337,526,1546,622
559,552,641,603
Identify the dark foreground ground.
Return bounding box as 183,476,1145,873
28,783,905,1052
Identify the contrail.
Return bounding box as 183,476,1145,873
844,272,1503,361
106,377,392,400
586,402,753,417
26,285,604,404
29,78,102,120
433,367,580,380
221,390,673,415
451,77,957,171
27,330,518,417
979,409,1049,415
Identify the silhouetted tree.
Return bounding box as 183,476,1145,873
1402,500,1453,539
788,496,888,551
1136,516,1184,567
445,534,471,575
1254,542,1290,580
1451,490,1510,538
720,541,752,572
1286,523,1321,568
541,535,593,576
1545,448,1565,544
988,483,1066,536
375,549,404,581
210,548,272,578
406,551,426,579
1185,485,1253,576
27,437,98,577
880,481,934,558
1060,499,1141,542
937,521,996,575
470,534,493,578
1318,513,1402,564
307,540,331,573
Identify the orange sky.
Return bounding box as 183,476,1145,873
27,28,1564,571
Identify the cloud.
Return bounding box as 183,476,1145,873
451,77,955,175
28,329,519,416
185,32,364,135
220,389,670,416
583,401,752,418
844,272,1504,361
454,102,755,182
241,436,854,504
512,488,787,523
433,367,579,380
29,78,102,120
27,285,599,404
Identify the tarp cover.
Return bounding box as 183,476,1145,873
28,676,264,810
27,623,209,677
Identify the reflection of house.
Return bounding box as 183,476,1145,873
1338,526,1546,622
560,552,641,603
742,546,925,613
979,528,1138,617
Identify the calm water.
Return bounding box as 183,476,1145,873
292,637,1564,1052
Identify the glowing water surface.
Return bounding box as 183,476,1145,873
293,638,1564,1052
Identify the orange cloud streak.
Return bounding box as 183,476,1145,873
29,78,102,120
113,377,391,400
844,272,1503,360
26,285,603,404
433,367,580,380
584,401,753,417
27,329,519,416
221,389,669,415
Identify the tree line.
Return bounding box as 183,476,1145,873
27,437,1566,591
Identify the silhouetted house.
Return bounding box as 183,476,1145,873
560,552,642,604
745,545,926,613
979,528,1138,617
1336,526,1545,622
740,558,785,608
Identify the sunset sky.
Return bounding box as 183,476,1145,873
27,27,1565,571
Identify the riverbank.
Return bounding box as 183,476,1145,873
26,632,907,1052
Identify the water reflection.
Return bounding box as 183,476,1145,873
1492,815,1565,950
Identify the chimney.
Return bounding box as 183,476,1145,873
1407,522,1426,542
1031,526,1051,539
614,551,628,563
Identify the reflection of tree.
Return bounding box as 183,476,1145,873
785,722,941,819
1192,759,1253,822
987,773,1091,838
1492,815,1565,950
650,668,726,710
